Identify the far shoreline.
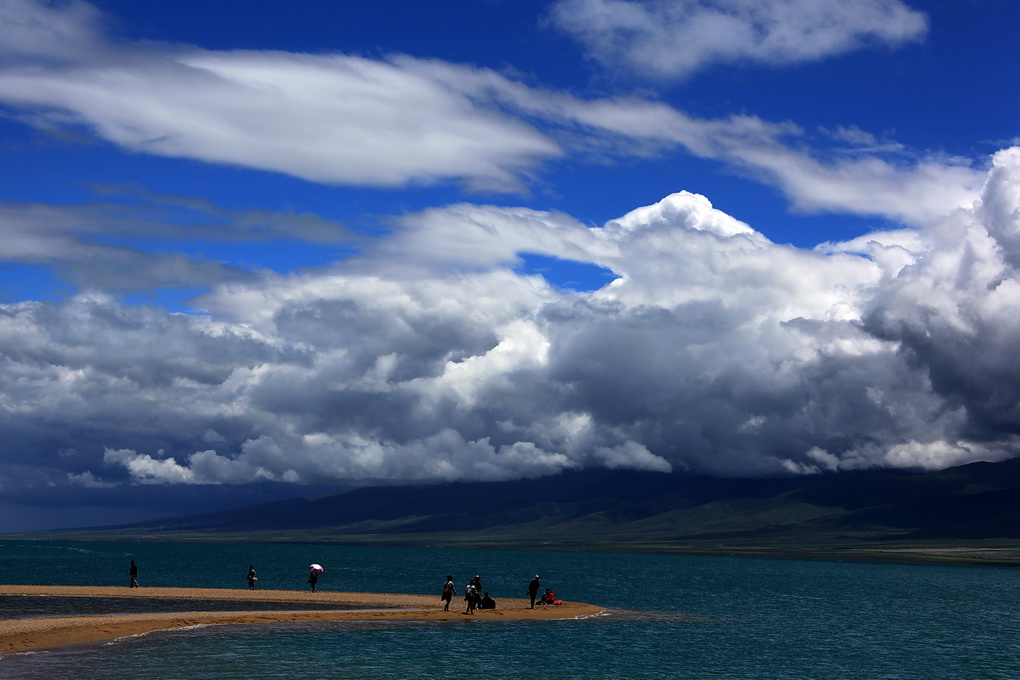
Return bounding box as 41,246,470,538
0,585,607,655
5,533,1020,569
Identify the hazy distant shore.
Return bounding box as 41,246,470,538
659,545,1020,567
0,585,606,654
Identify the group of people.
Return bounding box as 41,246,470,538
129,561,559,608
126,561,267,590
527,574,558,607
456,574,498,614
246,563,318,591
249,563,319,591
443,573,559,614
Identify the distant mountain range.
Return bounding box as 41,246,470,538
17,458,1020,563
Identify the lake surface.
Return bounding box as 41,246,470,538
1,540,1018,679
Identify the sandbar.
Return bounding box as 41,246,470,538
0,585,606,654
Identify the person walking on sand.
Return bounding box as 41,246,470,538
129,560,139,588
308,563,324,592
527,575,540,608
441,575,455,611
247,564,257,590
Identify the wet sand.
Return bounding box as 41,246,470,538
0,585,606,654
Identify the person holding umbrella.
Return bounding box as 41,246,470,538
308,563,323,592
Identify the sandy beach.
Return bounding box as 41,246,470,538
0,585,606,654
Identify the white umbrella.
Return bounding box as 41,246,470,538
309,563,324,574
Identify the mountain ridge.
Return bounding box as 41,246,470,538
11,457,1020,563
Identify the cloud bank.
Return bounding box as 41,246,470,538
0,148,1017,495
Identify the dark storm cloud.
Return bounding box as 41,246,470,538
863,149,1020,441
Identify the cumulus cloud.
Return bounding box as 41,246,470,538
1,149,1018,500
548,0,928,80
861,147,1020,443
0,0,978,225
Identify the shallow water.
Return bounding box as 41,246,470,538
2,541,1019,679
0,595,368,619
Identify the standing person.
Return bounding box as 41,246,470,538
129,560,138,588
469,574,482,592
463,582,479,615
308,563,323,592
527,575,540,609
247,564,257,590
441,575,455,611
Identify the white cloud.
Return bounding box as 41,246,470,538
548,0,928,80
0,0,106,62
0,0,978,226
557,102,985,227
979,147,1020,269
67,470,115,488
103,448,197,485
0,1,559,193
859,148,1020,452
594,441,673,472
735,147,983,225
878,439,1011,470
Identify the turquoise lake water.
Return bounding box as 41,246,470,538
1,540,1019,679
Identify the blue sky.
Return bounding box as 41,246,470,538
1,0,1019,531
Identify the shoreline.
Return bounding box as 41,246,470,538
0,585,606,654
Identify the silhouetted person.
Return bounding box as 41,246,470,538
464,583,479,614
247,564,257,590
469,574,482,592
527,575,540,608
129,560,138,588
441,575,455,611
479,592,496,609
308,570,318,592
